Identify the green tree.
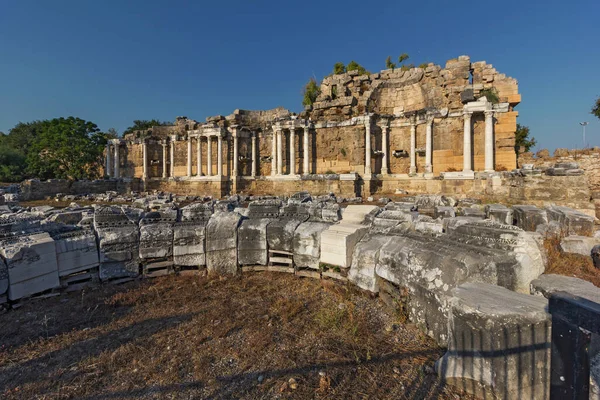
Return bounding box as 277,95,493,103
2,120,46,155
105,128,119,138
385,56,396,70
333,62,346,75
302,77,321,107
26,117,107,180
0,146,26,182
515,124,536,153
123,119,169,136
592,97,600,120
346,60,368,75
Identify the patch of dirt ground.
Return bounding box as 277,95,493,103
0,273,469,399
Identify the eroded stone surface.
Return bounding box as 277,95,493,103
436,283,550,400
205,211,243,275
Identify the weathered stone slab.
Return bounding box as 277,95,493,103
414,215,443,235
436,283,550,400
531,274,600,303
51,228,99,277
205,211,243,275
1,232,60,300
447,220,545,293
293,221,331,269
485,204,513,225
513,205,548,232
139,211,175,260
320,205,379,268
546,205,595,236
434,206,455,219
173,203,213,267
266,204,309,252
94,207,140,281
0,254,8,298
238,199,281,266
289,191,311,204
348,235,395,292
560,235,600,256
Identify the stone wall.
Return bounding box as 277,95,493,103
309,55,520,172
519,148,600,218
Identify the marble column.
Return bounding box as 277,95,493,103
271,130,277,176
217,135,223,176
187,136,192,177
364,117,372,176
162,143,167,178
251,133,257,177
409,122,416,174
289,129,296,175
142,140,148,180
105,144,112,178
233,134,239,177
196,136,202,176
425,118,433,174
277,130,283,175
113,142,120,179
207,137,213,176
463,111,473,172
170,138,175,178
381,125,389,175
303,126,309,175
484,110,495,172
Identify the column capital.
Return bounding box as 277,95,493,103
426,116,434,126
484,110,495,118
463,110,473,118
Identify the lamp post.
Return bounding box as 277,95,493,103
580,122,589,148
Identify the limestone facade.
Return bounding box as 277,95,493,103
106,55,520,197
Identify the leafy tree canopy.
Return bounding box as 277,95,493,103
123,119,170,136
515,123,537,153
302,77,321,107
398,53,409,64
0,146,26,182
592,97,600,120
333,62,346,75
26,117,107,180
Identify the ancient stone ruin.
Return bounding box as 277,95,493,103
102,56,522,199
1,188,599,399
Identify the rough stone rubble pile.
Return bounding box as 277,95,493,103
1,191,599,399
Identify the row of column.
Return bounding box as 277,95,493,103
365,111,495,176
270,127,310,176
140,134,263,180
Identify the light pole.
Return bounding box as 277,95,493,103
580,122,589,148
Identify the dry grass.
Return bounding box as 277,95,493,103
544,237,600,287
0,273,468,400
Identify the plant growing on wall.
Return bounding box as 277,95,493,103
346,61,369,75
480,88,500,104
333,62,346,75
302,77,321,107
385,56,396,70
123,119,169,136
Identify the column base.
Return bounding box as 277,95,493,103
423,173,434,180
381,169,389,175
425,165,432,174
409,166,416,174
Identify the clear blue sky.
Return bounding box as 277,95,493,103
1,0,598,151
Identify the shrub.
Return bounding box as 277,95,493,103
302,77,321,107
385,56,396,70
346,60,369,75
333,62,346,75
480,88,500,104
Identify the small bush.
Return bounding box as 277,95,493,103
418,63,428,69
302,77,321,107
340,148,347,157
333,62,346,75
480,88,500,104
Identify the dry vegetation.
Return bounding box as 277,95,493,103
544,237,600,287
0,273,468,400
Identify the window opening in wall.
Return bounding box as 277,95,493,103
469,69,474,85
331,85,338,100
